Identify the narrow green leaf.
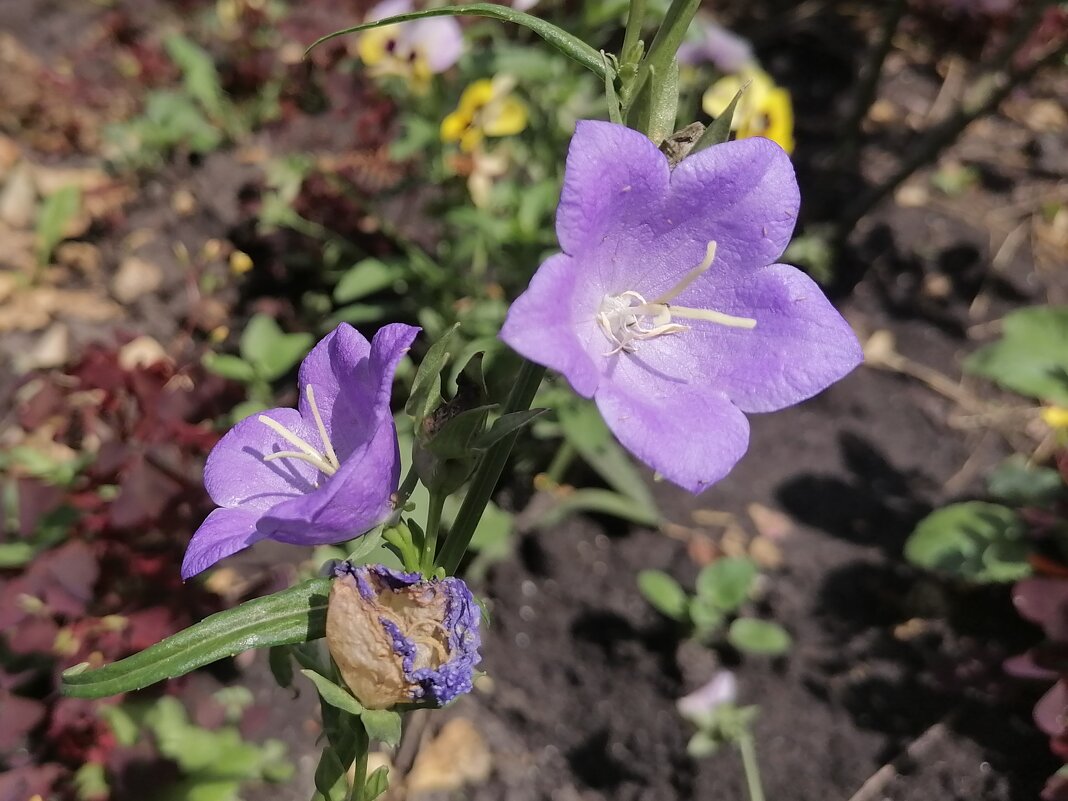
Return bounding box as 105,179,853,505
538,487,660,528
361,709,402,747
406,324,460,422
62,578,331,699
695,557,756,612
627,58,679,145
306,5,607,80
36,185,81,265
164,33,227,121
474,409,547,450
727,618,792,655
602,51,623,125
313,746,351,801
638,569,690,621
301,669,366,716
0,542,35,569
693,84,745,153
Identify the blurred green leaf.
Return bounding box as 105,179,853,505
202,353,256,383
904,501,1030,583
268,645,294,689
638,569,690,621
689,594,725,639
239,314,313,381
727,618,791,655
694,84,744,153
36,185,81,265
361,765,390,801
406,324,459,423
963,306,1068,403
0,542,35,568
334,259,400,304
73,763,108,801
987,456,1066,508
695,557,756,612
538,487,660,528
164,33,228,123
687,730,721,758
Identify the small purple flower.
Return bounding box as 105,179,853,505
677,671,738,723
326,563,482,709
500,121,863,493
181,323,419,579
678,16,754,73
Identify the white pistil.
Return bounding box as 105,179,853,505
597,240,757,355
257,385,341,477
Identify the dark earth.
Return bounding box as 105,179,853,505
2,0,1067,800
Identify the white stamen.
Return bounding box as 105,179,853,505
257,386,341,477
596,240,756,355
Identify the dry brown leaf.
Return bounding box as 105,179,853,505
118,336,169,370
111,256,164,303
0,162,37,229
746,503,795,541
407,718,492,796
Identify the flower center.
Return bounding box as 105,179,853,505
596,241,757,355
257,385,340,477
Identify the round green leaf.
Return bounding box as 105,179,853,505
727,618,792,656
638,569,689,621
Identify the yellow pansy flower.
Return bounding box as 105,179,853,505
703,67,795,154
441,77,529,153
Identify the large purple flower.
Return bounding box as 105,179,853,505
500,121,862,493
182,323,419,579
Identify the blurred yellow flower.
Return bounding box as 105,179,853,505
1042,406,1068,430
357,27,432,90
441,77,528,152
703,68,795,154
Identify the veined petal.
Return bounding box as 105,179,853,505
594,361,750,493
666,263,862,413
297,323,417,462
182,508,270,579
204,407,323,511
499,253,602,398
555,120,671,257
263,418,400,545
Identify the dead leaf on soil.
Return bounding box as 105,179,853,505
747,503,795,541
0,162,38,229
111,256,164,303
15,322,69,373
0,287,121,333
406,718,492,797
118,336,169,371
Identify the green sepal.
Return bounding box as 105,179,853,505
305,4,608,80
361,709,402,747
301,669,367,717
61,578,331,699
360,766,390,801
693,84,746,154
406,324,460,424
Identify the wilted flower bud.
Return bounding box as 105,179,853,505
325,563,481,710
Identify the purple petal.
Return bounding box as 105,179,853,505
407,17,464,72
297,323,417,461
262,418,400,545
499,253,602,397
594,355,750,492
204,408,323,511
555,120,671,257
1036,681,1068,737
1014,578,1068,639
661,137,799,283
665,263,862,413
678,19,754,72
182,508,269,579
367,0,412,20
677,670,738,721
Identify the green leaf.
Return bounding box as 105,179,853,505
313,746,351,801
686,730,721,759
36,185,81,265
688,594,725,639
727,618,792,655
306,4,607,80
301,669,366,716
406,324,459,423
626,58,679,145
638,569,690,621
538,488,660,528
0,542,35,568
361,709,402,747
695,557,756,612
239,314,313,381
202,352,257,383
345,528,385,565
963,306,1068,403
164,33,227,121
694,84,744,153
268,645,294,689
361,765,390,801
904,501,1030,583
62,577,331,698
73,763,109,801
986,456,1066,508
334,259,400,303
554,394,659,514
474,409,547,450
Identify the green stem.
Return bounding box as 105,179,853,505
421,491,446,573
738,734,765,801
623,0,699,109
349,720,369,801
437,360,546,574
546,441,576,484
397,465,419,505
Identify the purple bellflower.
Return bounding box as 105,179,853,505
181,323,419,579
500,121,863,493
326,563,482,709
